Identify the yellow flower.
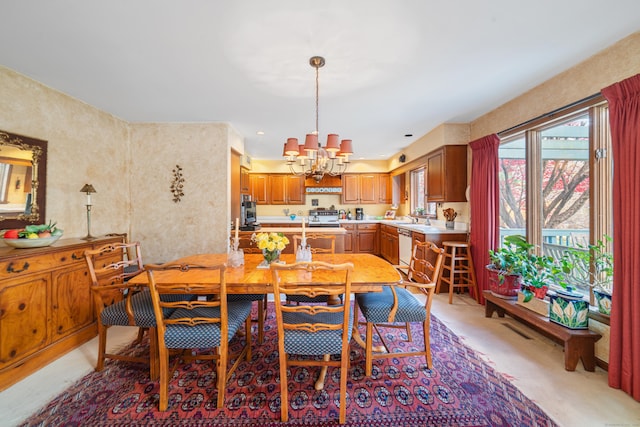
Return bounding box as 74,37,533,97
251,232,288,252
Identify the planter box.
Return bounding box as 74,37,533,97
516,291,549,316
594,290,612,315
487,267,521,300
549,291,589,330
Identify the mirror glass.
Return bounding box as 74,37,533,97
0,130,47,229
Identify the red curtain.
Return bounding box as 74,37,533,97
602,73,640,401
469,134,500,305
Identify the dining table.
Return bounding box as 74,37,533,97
128,252,401,389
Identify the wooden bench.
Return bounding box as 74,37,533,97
483,290,601,371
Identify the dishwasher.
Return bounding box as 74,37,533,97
398,228,413,267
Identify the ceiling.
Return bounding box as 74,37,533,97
2,1,639,161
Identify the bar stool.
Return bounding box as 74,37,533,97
437,241,479,304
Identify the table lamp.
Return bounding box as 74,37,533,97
80,184,97,240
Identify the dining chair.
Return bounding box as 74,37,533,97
84,241,153,373
354,240,444,376
270,261,354,424
288,234,337,304
228,235,267,343
146,262,252,411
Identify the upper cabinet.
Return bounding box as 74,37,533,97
240,167,250,194
268,174,305,205
426,145,468,202
342,173,390,204
250,174,269,204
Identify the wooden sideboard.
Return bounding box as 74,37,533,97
0,235,123,391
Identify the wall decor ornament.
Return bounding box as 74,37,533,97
171,165,184,202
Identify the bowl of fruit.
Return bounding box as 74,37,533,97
2,221,64,248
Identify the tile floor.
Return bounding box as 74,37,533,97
1,293,638,426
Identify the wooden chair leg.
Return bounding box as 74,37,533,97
280,352,289,422
365,322,374,376
96,324,108,371
158,345,169,411
449,246,457,304
257,298,265,344
133,327,145,344
217,346,227,409
423,319,432,368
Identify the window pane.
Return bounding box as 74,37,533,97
498,137,526,243
540,115,590,247
410,168,425,215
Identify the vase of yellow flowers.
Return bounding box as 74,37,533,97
252,232,289,266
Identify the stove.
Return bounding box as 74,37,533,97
308,209,340,227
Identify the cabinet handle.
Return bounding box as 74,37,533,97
7,261,30,274
72,253,82,260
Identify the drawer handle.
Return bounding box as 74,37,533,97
7,261,30,274
72,253,82,260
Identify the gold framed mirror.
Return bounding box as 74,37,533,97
0,130,47,230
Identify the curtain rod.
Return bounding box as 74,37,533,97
498,92,603,136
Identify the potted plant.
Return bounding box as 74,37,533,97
564,236,613,315
487,234,532,299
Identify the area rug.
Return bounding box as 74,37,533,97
20,304,557,427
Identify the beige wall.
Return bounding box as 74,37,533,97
0,66,131,241
0,67,236,262
471,32,640,139
129,123,232,263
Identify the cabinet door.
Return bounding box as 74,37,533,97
240,168,250,194
357,230,377,253
426,149,445,202
0,272,50,369
51,264,94,339
268,175,287,204
341,174,360,204
359,174,379,204
286,175,305,204
250,174,269,204
378,173,391,204
342,224,355,253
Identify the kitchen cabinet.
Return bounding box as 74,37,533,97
379,224,399,264
342,223,378,254
268,175,305,205
425,145,468,202
0,235,122,391
240,167,250,194
378,173,392,204
250,174,269,204
342,173,385,204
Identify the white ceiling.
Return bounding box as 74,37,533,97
2,1,639,161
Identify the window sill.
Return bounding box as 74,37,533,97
588,307,610,326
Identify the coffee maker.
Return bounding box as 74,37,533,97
240,195,260,231
355,207,364,220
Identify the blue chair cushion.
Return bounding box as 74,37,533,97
282,308,353,356
100,290,195,328
228,294,265,302
163,301,252,349
356,286,426,323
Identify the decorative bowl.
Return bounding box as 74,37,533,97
3,234,63,248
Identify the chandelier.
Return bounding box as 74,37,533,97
283,56,353,183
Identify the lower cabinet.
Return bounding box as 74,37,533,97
0,235,122,391
379,224,399,264
412,231,468,284
342,223,379,254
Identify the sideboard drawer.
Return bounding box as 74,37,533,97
0,248,86,279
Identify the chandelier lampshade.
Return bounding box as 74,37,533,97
285,56,353,182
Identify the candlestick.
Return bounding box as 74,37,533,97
80,184,97,240
302,217,306,241
235,217,240,240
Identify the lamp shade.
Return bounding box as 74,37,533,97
325,134,340,152
297,144,309,160
80,184,96,193
303,133,319,152
339,139,353,155
285,138,300,156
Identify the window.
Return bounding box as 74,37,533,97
410,167,425,215
498,97,613,299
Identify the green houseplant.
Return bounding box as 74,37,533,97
487,235,534,299
563,236,613,315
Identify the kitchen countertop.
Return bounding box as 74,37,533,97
241,226,346,234
257,216,468,235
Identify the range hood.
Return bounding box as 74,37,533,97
304,175,342,194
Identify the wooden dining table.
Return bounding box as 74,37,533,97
129,252,401,293
128,252,401,389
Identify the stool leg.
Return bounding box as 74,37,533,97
448,246,456,304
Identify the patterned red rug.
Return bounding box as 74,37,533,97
20,305,557,426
